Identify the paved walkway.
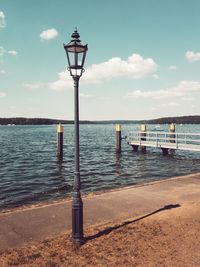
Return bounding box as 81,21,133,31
0,173,200,252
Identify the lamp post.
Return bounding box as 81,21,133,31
64,29,88,245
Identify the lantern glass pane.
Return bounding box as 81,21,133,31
68,52,75,67
71,68,82,77
78,52,84,66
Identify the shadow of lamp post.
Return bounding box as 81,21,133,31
63,29,88,246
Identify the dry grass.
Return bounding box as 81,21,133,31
0,202,200,267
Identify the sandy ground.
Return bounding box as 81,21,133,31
0,201,199,267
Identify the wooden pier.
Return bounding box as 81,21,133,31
128,131,200,153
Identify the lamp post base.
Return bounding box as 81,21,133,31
72,192,84,246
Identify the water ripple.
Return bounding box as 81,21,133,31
0,124,200,209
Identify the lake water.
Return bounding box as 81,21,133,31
0,124,200,209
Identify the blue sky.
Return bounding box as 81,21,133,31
0,0,200,120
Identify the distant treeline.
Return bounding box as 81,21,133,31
0,115,199,125
93,116,200,124
0,118,93,125
145,115,200,124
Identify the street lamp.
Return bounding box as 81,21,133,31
64,29,88,245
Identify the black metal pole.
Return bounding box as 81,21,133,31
72,76,84,246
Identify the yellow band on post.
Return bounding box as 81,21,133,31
116,124,122,132
57,123,64,133
140,124,146,132
169,123,175,131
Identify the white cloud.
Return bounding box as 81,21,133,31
23,83,45,90
49,72,73,91
185,51,200,62
181,96,194,101
0,46,6,57
153,74,159,79
127,81,200,99
0,70,6,74
8,50,18,56
160,102,179,107
49,53,158,91
0,11,6,28
168,65,177,70
40,28,58,40
0,47,18,57
80,93,93,98
0,92,6,97
85,54,158,82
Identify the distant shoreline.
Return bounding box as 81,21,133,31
0,115,200,125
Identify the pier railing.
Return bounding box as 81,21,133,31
128,131,200,152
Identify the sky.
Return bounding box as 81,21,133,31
0,0,200,120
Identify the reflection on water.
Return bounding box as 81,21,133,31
0,124,199,209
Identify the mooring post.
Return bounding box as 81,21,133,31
161,148,169,155
116,124,122,153
169,123,176,144
57,123,64,160
169,123,176,153
140,124,146,152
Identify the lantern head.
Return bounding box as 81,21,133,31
64,29,88,77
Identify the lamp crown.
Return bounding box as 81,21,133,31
71,28,80,41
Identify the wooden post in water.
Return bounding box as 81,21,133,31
169,123,176,154
116,124,122,153
169,123,176,143
57,123,64,160
140,124,146,152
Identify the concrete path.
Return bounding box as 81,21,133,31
0,173,200,252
